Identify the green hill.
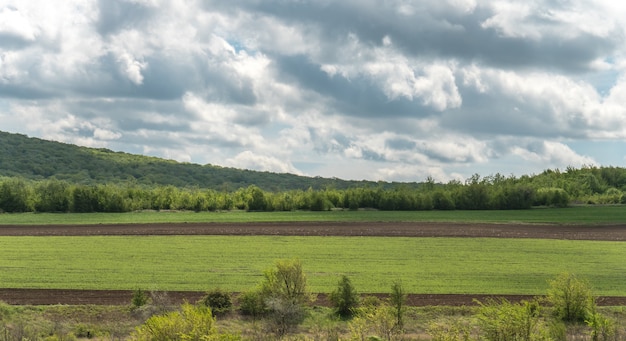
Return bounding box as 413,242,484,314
0,131,406,191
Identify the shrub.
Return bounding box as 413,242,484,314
238,290,266,318
546,273,593,323
329,275,359,319
427,321,473,341
389,281,406,330
200,288,232,315
585,298,616,341
259,259,313,336
130,303,216,341
131,288,149,308
476,298,549,341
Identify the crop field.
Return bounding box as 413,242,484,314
0,205,625,225
1,206,625,306
0,235,624,296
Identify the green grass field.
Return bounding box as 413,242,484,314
0,205,625,225
1,236,624,295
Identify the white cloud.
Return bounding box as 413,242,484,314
512,141,597,168
0,6,39,42
226,151,302,175
0,0,625,182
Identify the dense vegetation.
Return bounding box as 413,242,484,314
1,166,625,213
0,131,394,191
1,130,626,213
1,271,623,340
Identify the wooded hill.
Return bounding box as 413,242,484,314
0,131,399,191
1,130,625,213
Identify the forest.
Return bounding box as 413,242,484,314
1,166,625,213
1,130,626,213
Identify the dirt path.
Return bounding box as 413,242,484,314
1,221,625,306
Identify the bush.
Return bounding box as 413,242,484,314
546,273,594,323
130,303,216,341
259,259,313,336
238,290,266,318
131,288,149,308
389,281,406,330
329,275,359,319
476,298,549,341
200,288,232,315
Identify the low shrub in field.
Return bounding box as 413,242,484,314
547,272,594,323
200,288,232,315
476,298,550,341
130,303,241,340
131,288,149,308
329,275,359,319
427,321,473,341
238,290,266,318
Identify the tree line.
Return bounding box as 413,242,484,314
1,166,625,213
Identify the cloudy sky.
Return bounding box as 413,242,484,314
1,0,625,182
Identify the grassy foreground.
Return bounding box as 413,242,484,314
0,236,624,295
0,205,625,225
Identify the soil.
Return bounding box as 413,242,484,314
1,221,625,306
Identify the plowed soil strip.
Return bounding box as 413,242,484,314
1,289,626,307
1,221,625,306
1,222,625,240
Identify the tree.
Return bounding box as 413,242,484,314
259,259,313,336
389,280,407,330
329,275,359,319
0,178,31,212
246,185,267,211
546,272,594,323
34,180,70,212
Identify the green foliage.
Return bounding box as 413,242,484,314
200,289,232,316
0,178,31,212
131,288,149,308
427,321,473,341
546,273,594,323
351,303,402,341
4,131,626,213
329,275,359,319
130,303,217,341
389,281,406,330
258,259,313,336
238,290,266,318
260,259,312,305
476,298,549,341
586,299,617,341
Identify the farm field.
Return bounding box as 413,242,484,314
1,234,625,294
1,205,626,225
0,207,625,307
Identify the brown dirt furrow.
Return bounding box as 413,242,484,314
2,289,626,307
0,222,625,240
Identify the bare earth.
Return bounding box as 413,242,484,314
1,221,625,306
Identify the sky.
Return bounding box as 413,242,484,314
1,0,625,183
